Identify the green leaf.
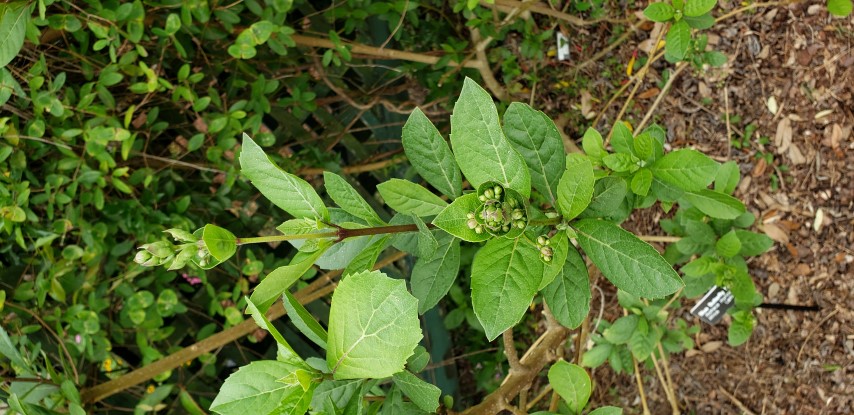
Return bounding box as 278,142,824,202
0,2,29,69
503,102,566,204
684,0,717,17
210,361,306,415
471,237,544,340
609,122,633,155
377,179,448,217
628,319,660,360
548,360,591,415
581,127,607,162
411,215,438,260
704,51,728,67
734,230,773,256
327,270,422,379
0,324,27,369
578,177,628,220
245,297,303,366
631,169,653,196
603,314,639,344
432,193,490,242
589,407,623,415
728,311,755,346
239,133,328,221
203,224,236,262
683,13,716,29
603,153,638,172
283,291,328,349
714,161,740,194
411,232,461,314
573,219,684,299
581,344,612,368
665,20,691,63
683,189,746,219
324,172,384,225
342,235,389,277
644,2,675,22
250,248,326,312
650,149,719,191
543,246,590,329
541,230,570,289
402,108,462,198
828,0,853,16
557,154,595,220
715,230,741,258
451,78,531,197
633,133,655,162
392,371,441,413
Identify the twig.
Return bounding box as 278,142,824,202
489,0,627,26
592,50,665,130
378,0,409,50
632,356,652,415
718,387,758,415
503,329,522,372
297,157,407,176
635,61,688,134
81,251,408,403
470,28,508,101
723,81,733,158
650,354,680,415
796,307,840,362
638,235,681,243
572,23,641,73
525,385,552,411
291,34,480,68
715,1,782,23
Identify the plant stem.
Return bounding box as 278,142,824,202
503,329,522,373
632,356,652,415
650,353,680,415
236,223,428,246
236,232,339,245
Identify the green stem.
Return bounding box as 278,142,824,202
236,232,339,245
235,224,428,246
528,217,561,226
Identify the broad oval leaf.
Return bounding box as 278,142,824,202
664,20,691,63
582,127,607,162
543,245,590,329
684,0,717,17
682,189,745,219
471,237,544,341
573,219,683,299
0,2,28,69
250,248,326,312
239,133,328,221
210,361,307,415
411,232,461,314
432,193,490,242
644,3,675,22
392,370,441,413
327,270,422,379
548,360,591,415
650,149,719,191
203,224,236,262
402,108,462,198
503,102,565,204
377,178,448,217
450,78,531,197
557,154,594,220
609,122,633,155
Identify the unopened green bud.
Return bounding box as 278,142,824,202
543,255,552,262
142,241,175,258
168,245,199,271
483,189,494,199
515,220,526,229
502,225,509,232
467,218,478,229
494,185,502,195
479,195,487,202
474,225,483,234
540,247,553,257
467,212,476,219
508,199,517,208
544,211,559,219
537,236,547,246
134,250,152,265
512,210,524,220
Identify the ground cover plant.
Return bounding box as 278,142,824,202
1,0,850,414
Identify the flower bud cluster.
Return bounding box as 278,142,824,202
535,234,553,263
135,228,210,270
466,184,527,236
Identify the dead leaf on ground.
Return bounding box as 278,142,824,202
775,118,792,153
762,223,790,243
701,341,724,353
637,88,660,100
788,143,807,165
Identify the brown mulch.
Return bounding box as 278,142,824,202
550,2,853,414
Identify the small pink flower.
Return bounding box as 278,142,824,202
74,334,82,344
182,273,202,286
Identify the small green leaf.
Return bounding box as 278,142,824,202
581,344,612,368
402,108,462,198
589,406,623,415
411,233,461,314
714,161,740,194
245,297,303,366
327,270,422,379
728,311,755,346
828,0,853,16
324,172,384,225
683,13,716,29
683,189,746,219
684,0,717,17
557,154,595,220
704,51,728,67
377,179,448,217
603,315,639,344
342,236,389,277
203,224,236,262
283,291,328,349
503,102,566,204
582,127,607,162
240,134,328,221
250,248,326,312
451,78,531,197
574,219,684,299
578,177,628,220
543,246,590,329
432,193,490,242
665,20,691,62
603,153,638,173
0,2,29,69
650,149,720,191
631,169,653,197
471,237,544,341
609,122,634,155
548,360,591,415
734,230,773,256
715,230,741,258
644,3,675,22
392,371,441,413
0,324,27,369
633,133,655,161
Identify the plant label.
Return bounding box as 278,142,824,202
690,286,734,324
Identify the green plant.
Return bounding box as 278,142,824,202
121,78,765,414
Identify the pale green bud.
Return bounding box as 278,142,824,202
164,228,197,243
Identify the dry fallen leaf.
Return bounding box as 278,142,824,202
767,96,779,115
762,223,790,243
637,88,660,100
813,207,825,233
775,118,792,153
788,143,807,165
701,341,724,353
814,109,833,120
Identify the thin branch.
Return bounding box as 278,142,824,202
297,157,407,176
291,34,480,68
573,23,641,73
650,353,679,415
469,28,508,101
638,235,681,243
632,356,652,415
503,329,522,373
488,0,627,26
718,387,758,415
635,61,688,134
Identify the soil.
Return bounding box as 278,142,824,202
547,2,854,414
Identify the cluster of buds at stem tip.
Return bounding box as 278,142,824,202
467,184,527,235
536,235,553,263
134,228,210,270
